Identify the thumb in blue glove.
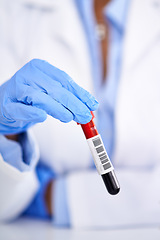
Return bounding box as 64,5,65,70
0,59,99,135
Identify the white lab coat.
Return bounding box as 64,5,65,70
0,0,160,228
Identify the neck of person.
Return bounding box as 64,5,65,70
94,0,111,83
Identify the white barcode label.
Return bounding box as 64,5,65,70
87,134,114,175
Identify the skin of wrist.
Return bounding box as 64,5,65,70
5,134,19,142
45,180,54,216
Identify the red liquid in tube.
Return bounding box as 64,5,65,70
79,112,120,195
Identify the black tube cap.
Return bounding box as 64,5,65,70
102,170,120,195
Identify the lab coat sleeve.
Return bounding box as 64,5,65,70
63,168,160,228
0,130,40,221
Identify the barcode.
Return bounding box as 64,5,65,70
96,146,104,154
93,137,101,147
92,136,111,171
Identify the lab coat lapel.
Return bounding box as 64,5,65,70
122,0,160,72
113,0,160,167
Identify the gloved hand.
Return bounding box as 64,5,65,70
0,59,99,135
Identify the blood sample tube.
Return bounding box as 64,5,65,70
79,112,120,195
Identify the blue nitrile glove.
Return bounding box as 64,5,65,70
0,59,99,135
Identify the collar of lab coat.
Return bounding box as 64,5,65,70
15,0,160,71
104,0,130,33
122,0,160,71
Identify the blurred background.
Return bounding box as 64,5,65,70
0,0,160,239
